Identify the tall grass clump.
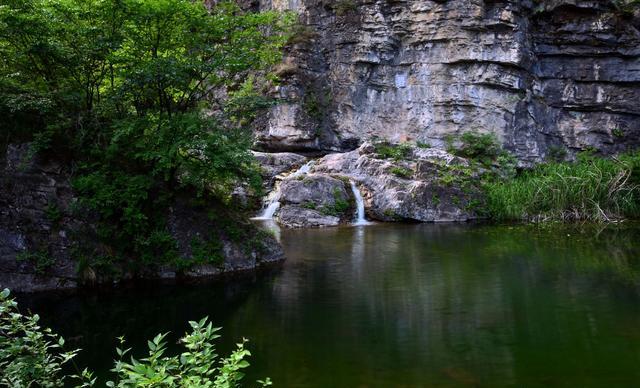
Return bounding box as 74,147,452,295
485,152,640,222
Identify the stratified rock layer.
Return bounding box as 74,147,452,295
255,0,640,163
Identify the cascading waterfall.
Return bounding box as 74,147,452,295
255,190,282,220
350,180,372,226
252,160,315,220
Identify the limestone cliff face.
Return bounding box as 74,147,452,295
254,0,640,163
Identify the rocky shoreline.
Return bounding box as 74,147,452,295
0,139,487,292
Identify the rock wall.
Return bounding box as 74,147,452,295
0,144,284,292
254,0,640,163
0,145,79,292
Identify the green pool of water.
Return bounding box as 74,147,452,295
20,223,640,387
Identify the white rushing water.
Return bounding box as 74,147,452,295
255,195,281,220
350,180,372,226
252,160,315,220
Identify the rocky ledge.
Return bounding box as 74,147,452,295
257,142,484,228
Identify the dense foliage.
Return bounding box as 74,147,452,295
0,288,80,386
484,152,640,222
0,289,268,387
0,0,290,267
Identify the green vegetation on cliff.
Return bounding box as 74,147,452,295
0,0,290,268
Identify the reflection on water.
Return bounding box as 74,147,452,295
19,223,640,387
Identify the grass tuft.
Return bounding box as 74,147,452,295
373,141,412,161
484,152,640,222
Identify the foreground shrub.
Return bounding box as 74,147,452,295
107,320,270,388
0,288,79,387
0,289,269,387
484,152,640,222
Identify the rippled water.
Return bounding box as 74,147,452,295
20,223,640,387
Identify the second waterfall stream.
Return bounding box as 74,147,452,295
350,180,372,226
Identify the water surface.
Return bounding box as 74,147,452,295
21,223,640,387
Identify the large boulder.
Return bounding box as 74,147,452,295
276,174,353,228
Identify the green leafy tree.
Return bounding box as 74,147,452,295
0,0,291,268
